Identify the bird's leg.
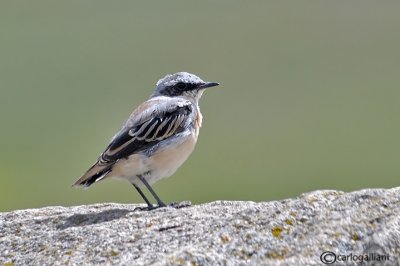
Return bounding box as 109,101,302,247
137,174,167,208
131,183,154,210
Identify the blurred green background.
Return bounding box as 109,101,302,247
1,1,400,211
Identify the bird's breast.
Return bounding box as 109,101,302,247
146,130,198,184
194,110,203,137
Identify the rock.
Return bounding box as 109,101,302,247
1,188,400,265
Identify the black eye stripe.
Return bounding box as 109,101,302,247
176,82,187,90
161,82,197,96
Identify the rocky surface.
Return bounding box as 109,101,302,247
1,188,400,265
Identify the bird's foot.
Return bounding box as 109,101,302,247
134,201,191,211
168,201,192,209
135,202,166,211
133,205,152,211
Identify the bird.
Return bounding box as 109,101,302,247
73,72,219,210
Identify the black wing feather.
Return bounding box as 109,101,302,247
100,104,192,164
73,101,193,187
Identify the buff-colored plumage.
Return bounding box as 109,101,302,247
73,72,219,209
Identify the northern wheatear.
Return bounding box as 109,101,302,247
73,72,219,210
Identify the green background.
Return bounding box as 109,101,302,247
1,1,400,211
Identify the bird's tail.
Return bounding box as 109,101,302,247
73,162,113,188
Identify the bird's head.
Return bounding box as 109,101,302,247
152,72,219,101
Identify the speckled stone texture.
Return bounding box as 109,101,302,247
1,188,400,265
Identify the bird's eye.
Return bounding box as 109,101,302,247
176,82,187,90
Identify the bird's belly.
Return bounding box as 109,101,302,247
110,154,148,181
146,133,197,184
110,133,197,185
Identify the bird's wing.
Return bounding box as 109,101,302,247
73,98,193,187
101,99,193,163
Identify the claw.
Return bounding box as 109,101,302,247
168,201,192,209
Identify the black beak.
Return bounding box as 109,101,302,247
198,82,220,89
